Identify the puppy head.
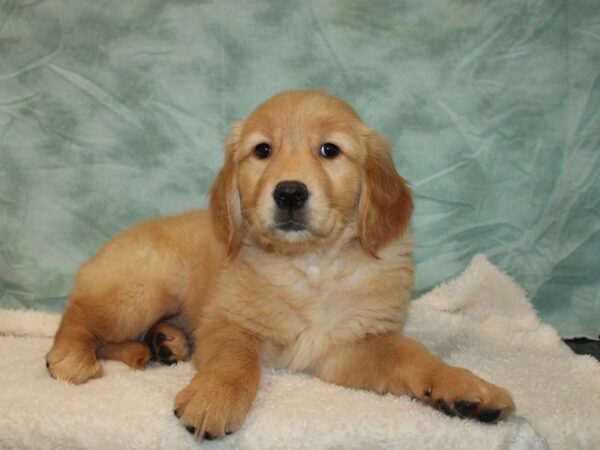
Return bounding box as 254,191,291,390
210,90,412,256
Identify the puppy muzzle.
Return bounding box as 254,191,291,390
272,180,309,232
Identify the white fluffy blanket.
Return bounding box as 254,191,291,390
1,255,598,450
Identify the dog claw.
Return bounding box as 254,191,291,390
477,409,501,423
455,400,478,416
437,399,455,417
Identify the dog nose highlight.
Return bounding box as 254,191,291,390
273,181,309,211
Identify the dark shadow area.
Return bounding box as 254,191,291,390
563,336,600,361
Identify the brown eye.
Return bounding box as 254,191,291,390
254,143,272,159
320,142,340,158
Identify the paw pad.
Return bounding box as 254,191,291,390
144,322,189,365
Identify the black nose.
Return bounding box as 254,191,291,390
273,181,309,211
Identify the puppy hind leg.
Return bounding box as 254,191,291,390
47,286,178,383
96,321,190,368
96,341,151,369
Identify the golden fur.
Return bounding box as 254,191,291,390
47,90,514,439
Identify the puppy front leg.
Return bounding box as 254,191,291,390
318,333,515,422
174,321,261,440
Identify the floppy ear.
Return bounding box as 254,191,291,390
359,130,413,257
210,122,244,256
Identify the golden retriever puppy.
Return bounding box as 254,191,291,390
46,90,514,439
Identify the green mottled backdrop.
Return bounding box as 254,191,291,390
1,0,598,337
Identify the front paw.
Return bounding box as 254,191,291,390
418,366,515,423
173,372,253,440
46,345,102,384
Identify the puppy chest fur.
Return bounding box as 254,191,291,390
210,233,415,372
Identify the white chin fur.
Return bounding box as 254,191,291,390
273,228,312,243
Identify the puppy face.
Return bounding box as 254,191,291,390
235,92,364,252
210,91,413,256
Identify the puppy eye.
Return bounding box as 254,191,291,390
319,142,340,159
254,143,272,159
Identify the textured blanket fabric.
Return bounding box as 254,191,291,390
1,256,598,450
0,0,599,339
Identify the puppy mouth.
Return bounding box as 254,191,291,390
271,210,312,235
276,220,307,232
